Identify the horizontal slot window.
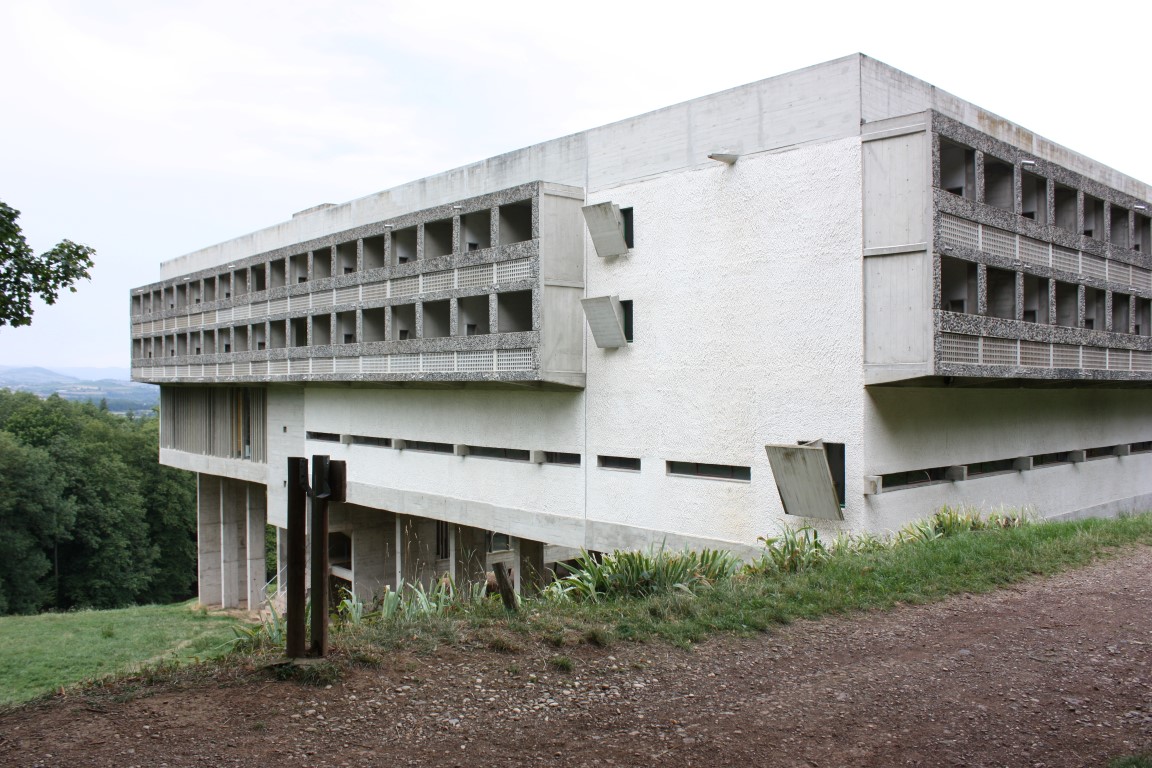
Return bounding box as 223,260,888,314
880,467,949,490
1034,452,1071,467
543,451,581,466
598,455,640,471
405,440,454,454
667,461,750,481
467,445,530,461
1131,441,1152,454
1085,446,1114,460
350,435,391,448
306,431,340,442
967,458,1017,477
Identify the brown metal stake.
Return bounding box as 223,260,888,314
309,454,331,657
285,457,308,659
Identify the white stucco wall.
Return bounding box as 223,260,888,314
583,138,865,546
863,387,1152,529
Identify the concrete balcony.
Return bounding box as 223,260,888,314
130,182,587,389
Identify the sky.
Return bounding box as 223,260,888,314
2,0,1151,368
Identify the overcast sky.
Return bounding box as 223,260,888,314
2,1,1150,369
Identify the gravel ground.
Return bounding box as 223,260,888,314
3,548,1152,767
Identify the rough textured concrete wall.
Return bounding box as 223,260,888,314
582,138,865,545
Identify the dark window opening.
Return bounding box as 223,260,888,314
406,440,454,454
598,455,641,471
666,461,751,481
329,533,352,570
823,442,846,507
1085,446,1114,460
436,521,451,560
1131,441,1152,454
880,466,949,489
967,458,1017,476
543,451,581,465
488,532,511,552
1034,452,1071,467
307,431,340,442
350,435,391,448
621,207,635,249
467,445,530,461
939,139,976,199
620,299,634,342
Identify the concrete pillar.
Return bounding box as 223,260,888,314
220,478,247,609
351,506,394,601
517,538,546,595
245,484,267,611
196,474,223,607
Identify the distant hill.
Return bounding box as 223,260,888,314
0,366,157,414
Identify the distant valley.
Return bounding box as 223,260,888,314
0,366,158,414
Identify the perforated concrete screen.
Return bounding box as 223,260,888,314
581,202,629,257
764,442,844,520
580,296,628,348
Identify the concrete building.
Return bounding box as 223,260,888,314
129,54,1152,609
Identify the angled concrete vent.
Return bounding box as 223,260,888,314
764,441,844,520
581,202,629,257
580,296,628,348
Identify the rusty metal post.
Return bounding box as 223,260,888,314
285,456,308,659
309,455,331,657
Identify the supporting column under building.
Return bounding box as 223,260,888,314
196,474,223,607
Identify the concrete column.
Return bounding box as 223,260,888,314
220,478,247,609
517,538,546,595
351,507,394,601
245,484,267,611
196,474,223,608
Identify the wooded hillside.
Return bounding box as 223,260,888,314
0,390,196,614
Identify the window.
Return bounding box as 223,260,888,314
620,300,634,342
405,440,453,454
1034,452,1071,467
598,455,641,471
880,466,949,489
350,435,391,448
765,440,845,519
488,532,511,552
436,521,451,560
967,458,1017,477
621,207,635,249
667,461,750,481
543,451,581,465
467,445,530,461
307,431,340,442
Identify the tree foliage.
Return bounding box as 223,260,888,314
0,201,95,329
0,390,197,613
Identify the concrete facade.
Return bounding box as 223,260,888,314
130,54,1152,608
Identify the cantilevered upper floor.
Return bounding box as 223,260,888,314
863,111,1152,386
130,182,587,388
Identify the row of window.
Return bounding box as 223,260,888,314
132,201,537,316
939,138,1152,249
941,256,1152,335
133,291,535,358
880,441,1152,492
303,432,755,481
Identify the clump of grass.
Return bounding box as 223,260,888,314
543,546,740,602
548,655,574,672
1110,754,1152,768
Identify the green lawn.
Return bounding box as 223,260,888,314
0,602,249,706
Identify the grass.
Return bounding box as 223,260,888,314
6,513,1152,709
0,601,250,706
333,513,1152,653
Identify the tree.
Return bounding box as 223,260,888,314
0,200,95,328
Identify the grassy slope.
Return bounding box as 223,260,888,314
0,602,247,706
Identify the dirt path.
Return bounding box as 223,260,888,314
3,549,1152,767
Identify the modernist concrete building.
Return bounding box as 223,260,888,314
130,54,1152,609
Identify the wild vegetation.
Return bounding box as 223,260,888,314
268,509,1152,671
0,389,197,614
